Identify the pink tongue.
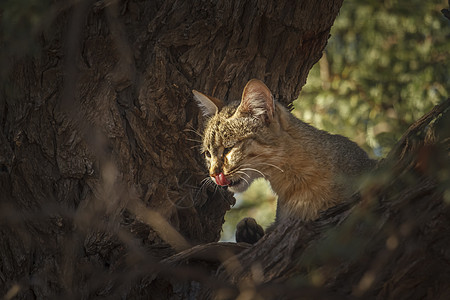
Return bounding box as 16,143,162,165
214,173,231,186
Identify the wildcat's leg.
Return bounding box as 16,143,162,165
235,217,264,244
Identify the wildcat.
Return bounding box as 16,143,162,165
193,79,375,243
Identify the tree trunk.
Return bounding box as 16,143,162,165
0,0,343,298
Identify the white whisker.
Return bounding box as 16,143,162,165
193,176,210,205
185,137,202,143
233,170,250,186
255,162,285,173
199,177,214,192
240,176,250,186
183,127,204,138
200,177,210,184
241,160,285,173
240,167,266,179
235,170,251,179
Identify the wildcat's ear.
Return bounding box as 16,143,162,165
237,79,275,123
192,90,224,117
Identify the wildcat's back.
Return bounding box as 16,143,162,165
193,79,375,223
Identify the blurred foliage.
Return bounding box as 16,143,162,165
221,0,449,241
294,0,449,157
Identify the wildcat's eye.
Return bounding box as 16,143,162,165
205,151,211,158
223,147,232,155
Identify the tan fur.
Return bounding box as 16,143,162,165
194,79,375,222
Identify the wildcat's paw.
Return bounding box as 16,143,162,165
235,217,264,244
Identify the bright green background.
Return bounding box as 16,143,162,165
221,0,449,242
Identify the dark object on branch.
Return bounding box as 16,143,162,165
442,1,450,20
235,217,265,244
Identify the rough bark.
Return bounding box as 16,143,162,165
0,0,343,298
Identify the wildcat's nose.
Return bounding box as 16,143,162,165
212,172,231,186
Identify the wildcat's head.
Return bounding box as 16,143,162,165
193,79,277,193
